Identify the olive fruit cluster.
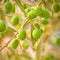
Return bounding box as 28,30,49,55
32,23,43,39
9,28,42,49
17,27,42,40
27,10,37,19
25,2,60,20
52,2,60,13
0,20,6,32
25,6,49,19
34,6,49,19
4,1,15,13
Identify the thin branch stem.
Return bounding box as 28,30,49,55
1,0,5,5
38,0,42,5
0,9,5,20
14,0,25,13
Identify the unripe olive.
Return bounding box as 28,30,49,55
9,38,19,49
4,2,13,13
34,6,43,16
25,8,31,13
52,2,60,13
27,10,37,19
32,28,42,40
17,29,26,40
34,23,40,29
11,16,19,26
0,20,6,32
41,10,49,19
42,19,48,25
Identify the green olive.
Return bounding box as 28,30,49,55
17,29,26,40
32,28,42,40
43,54,54,60
4,2,13,13
41,10,49,19
21,41,28,49
27,10,37,19
34,6,43,16
9,38,19,49
25,8,31,16
52,2,60,13
11,16,19,26
34,23,40,29
0,20,6,32
42,19,49,25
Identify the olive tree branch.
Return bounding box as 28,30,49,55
0,19,29,52
0,0,31,52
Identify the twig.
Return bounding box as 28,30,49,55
14,0,25,13
1,0,5,5
38,0,42,5
0,9,5,20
